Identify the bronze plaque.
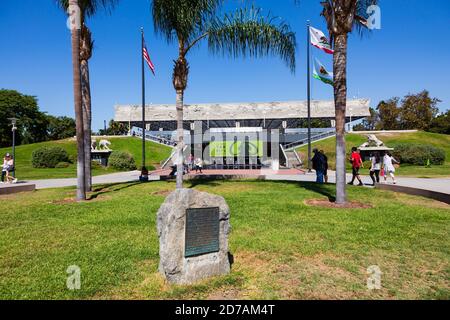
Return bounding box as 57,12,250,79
185,207,220,257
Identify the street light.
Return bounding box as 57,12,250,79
7,118,17,178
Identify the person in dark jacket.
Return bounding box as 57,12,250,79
320,150,329,183
312,148,326,183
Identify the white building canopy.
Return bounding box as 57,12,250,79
114,99,371,123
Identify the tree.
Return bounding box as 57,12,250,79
376,98,400,130
321,0,377,204
399,90,440,130
58,0,118,192
99,120,128,136
0,89,49,147
362,107,378,130
67,0,86,201
428,110,450,135
46,115,76,140
151,0,296,188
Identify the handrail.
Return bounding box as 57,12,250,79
161,149,177,169
280,144,289,168
293,149,303,167
160,145,188,169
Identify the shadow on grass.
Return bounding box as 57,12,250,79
246,179,337,203
188,178,337,202
88,182,142,200
187,179,222,189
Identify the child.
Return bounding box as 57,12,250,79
369,152,381,186
383,152,399,184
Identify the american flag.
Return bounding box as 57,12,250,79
143,41,155,75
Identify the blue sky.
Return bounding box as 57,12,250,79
1,0,449,131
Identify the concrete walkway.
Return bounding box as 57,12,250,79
23,171,157,190
13,169,449,195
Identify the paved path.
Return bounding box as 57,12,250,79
5,169,448,195
23,171,157,190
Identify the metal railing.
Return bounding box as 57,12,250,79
284,129,335,151
132,127,177,147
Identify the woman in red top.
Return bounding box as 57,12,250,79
348,147,364,186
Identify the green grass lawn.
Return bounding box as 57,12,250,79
297,131,450,178
0,180,448,300
0,137,173,180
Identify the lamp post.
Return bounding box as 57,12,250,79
8,118,17,178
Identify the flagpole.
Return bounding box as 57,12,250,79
307,20,312,172
141,27,146,171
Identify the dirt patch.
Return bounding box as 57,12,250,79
305,198,373,209
207,289,241,300
151,190,172,197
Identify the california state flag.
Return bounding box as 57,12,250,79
310,26,334,54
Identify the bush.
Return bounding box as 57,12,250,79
392,144,446,166
32,146,70,168
108,151,137,170
91,161,102,169
55,162,70,168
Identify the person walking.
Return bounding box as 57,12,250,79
383,152,399,184
194,158,203,174
188,154,194,172
320,150,329,183
312,148,326,183
369,152,382,186
348,147,364,186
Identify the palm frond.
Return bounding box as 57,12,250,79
56,0,118,18
206,7,297,73
151,0,224,45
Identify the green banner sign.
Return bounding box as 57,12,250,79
210,140,263,157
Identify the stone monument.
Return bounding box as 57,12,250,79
358,134,394,160
157,189,231,284
91,139,112,167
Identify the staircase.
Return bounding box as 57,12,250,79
280,144,303,169
160,146,189,169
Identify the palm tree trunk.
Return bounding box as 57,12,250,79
81,59,92,192
176,89,184,189
333,33,348,204
69,0,86,201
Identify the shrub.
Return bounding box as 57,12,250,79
32,146,70,168
392,144,446,166
108,151,137,170
91,161,102,169
55,162,70,168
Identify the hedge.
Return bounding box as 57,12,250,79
32,146,70,168
108,151,137,170
392,144,445,166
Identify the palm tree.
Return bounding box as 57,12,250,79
58,0,118,192
67,0,85,201
151,0,296,189
321,0,377,204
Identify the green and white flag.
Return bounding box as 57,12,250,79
313,58,334,86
